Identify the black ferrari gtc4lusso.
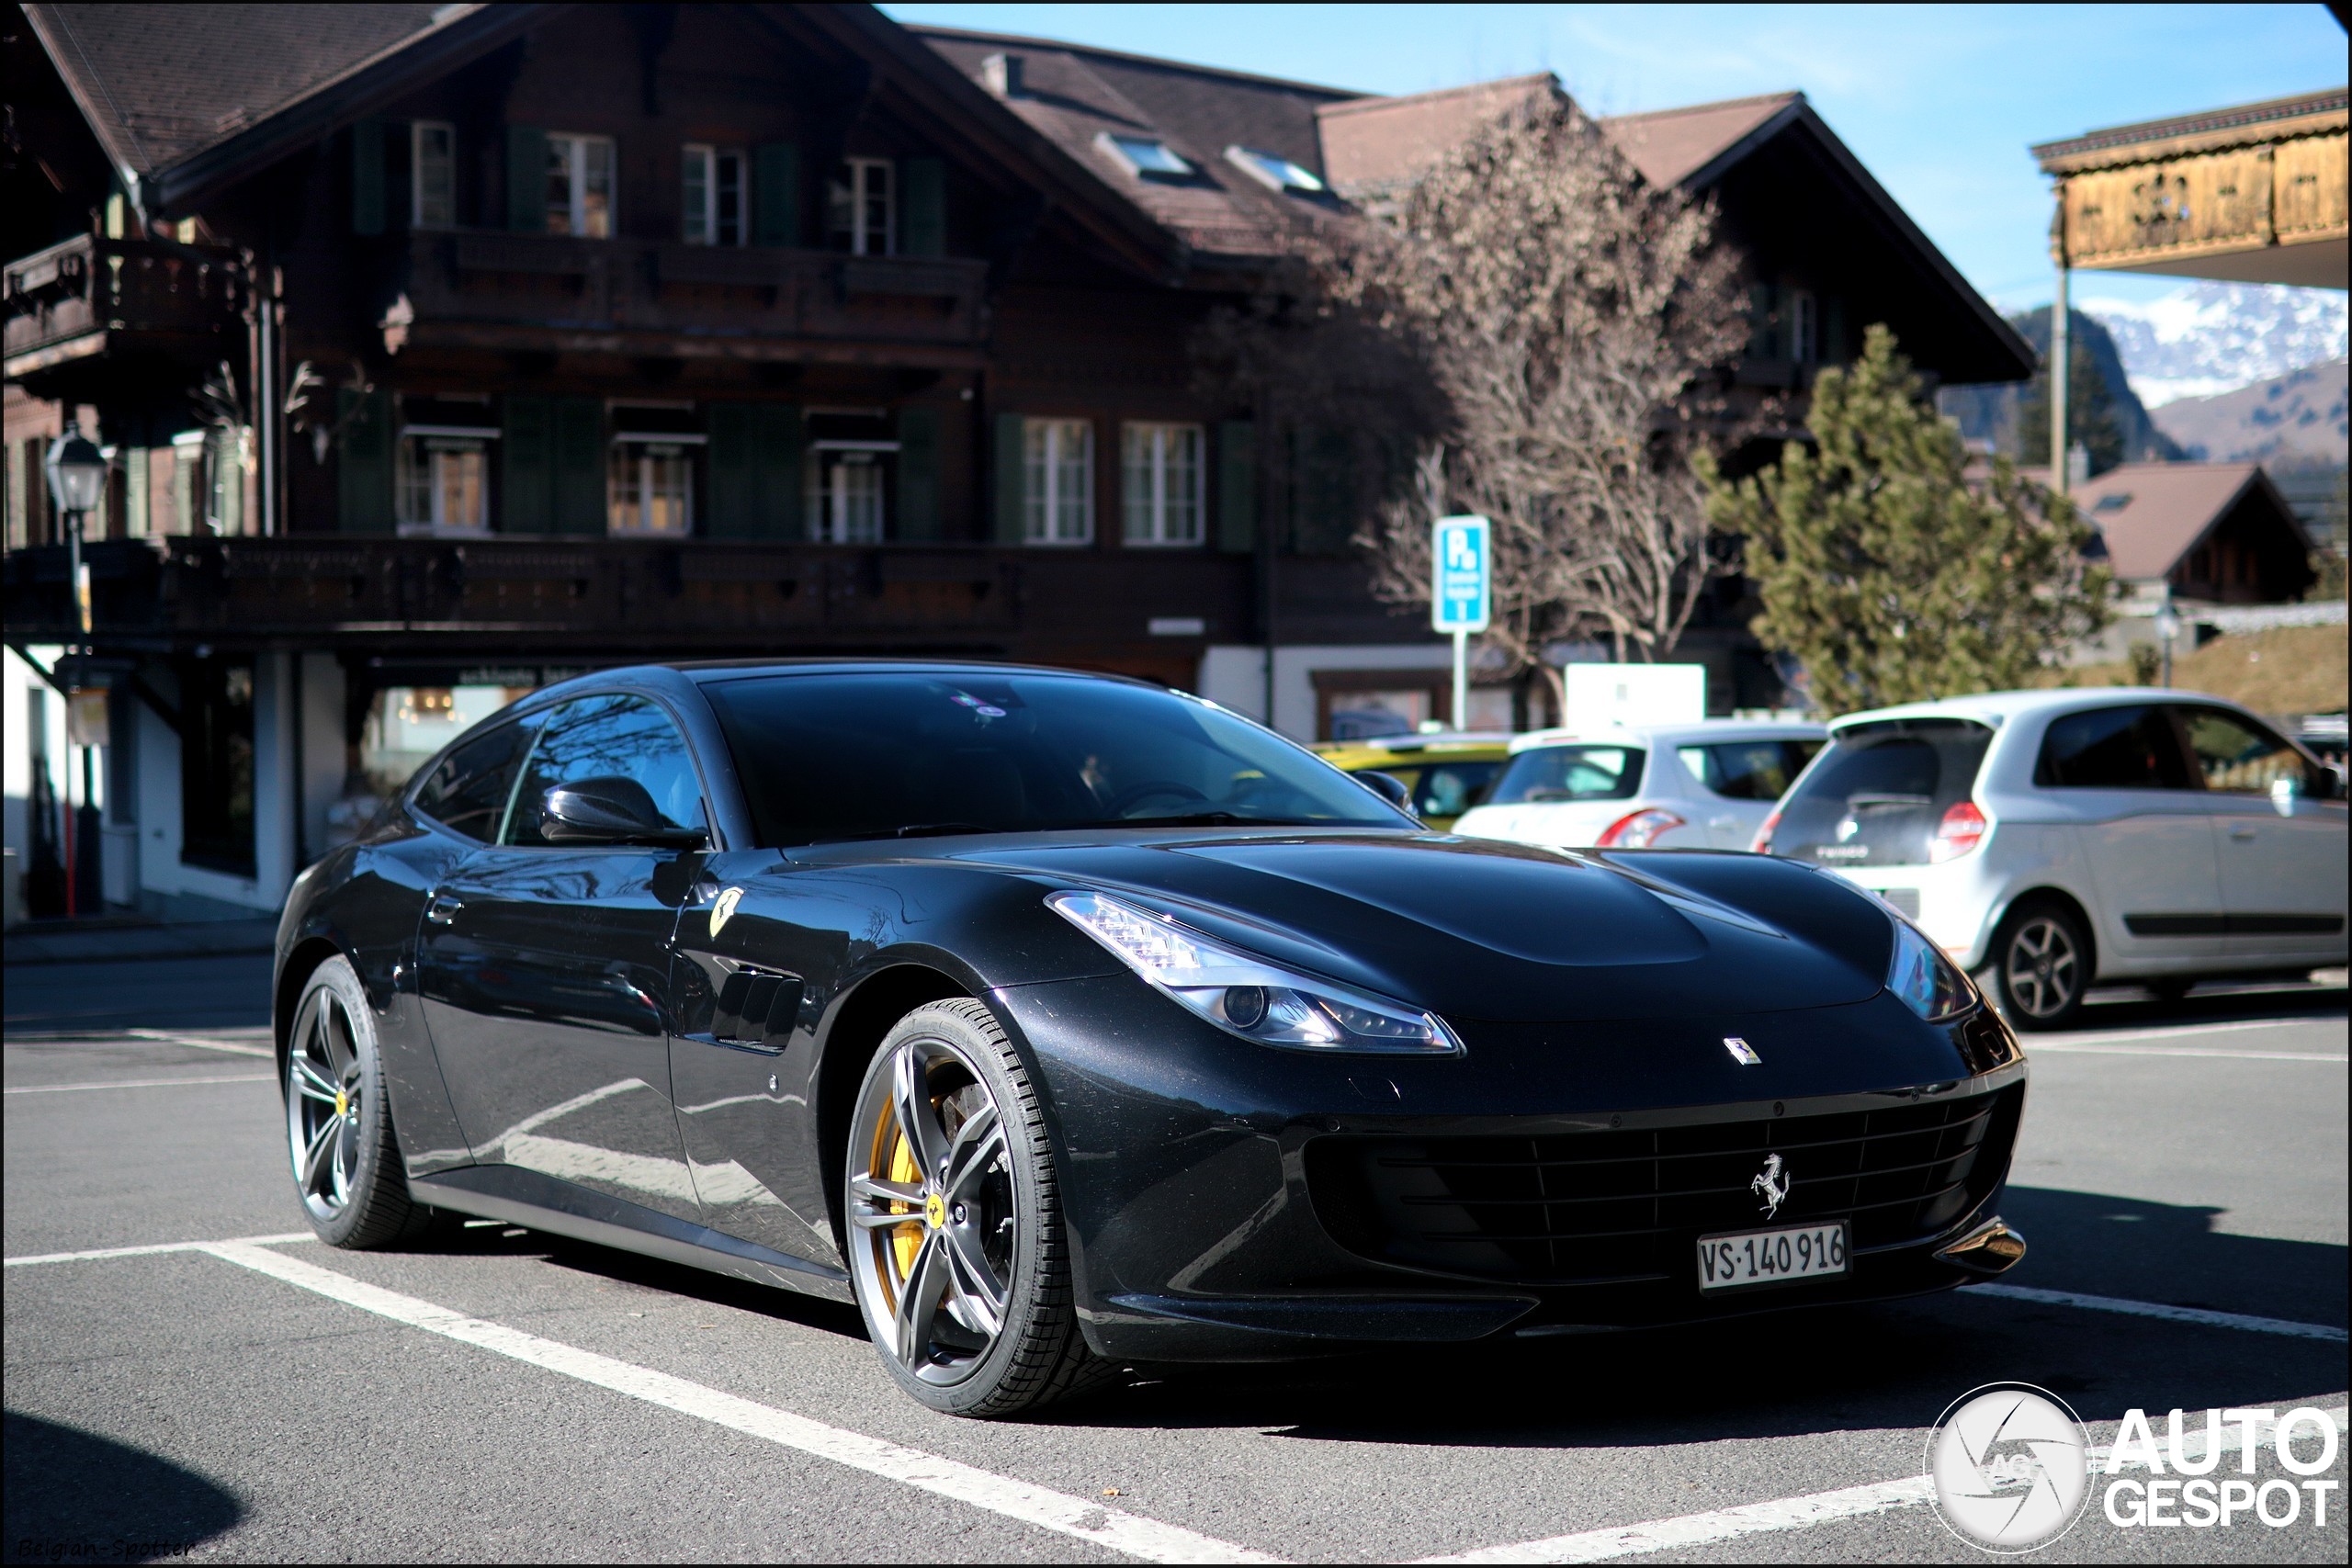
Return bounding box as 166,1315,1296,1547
274,660,2028,1416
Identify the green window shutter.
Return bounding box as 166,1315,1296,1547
500,396,552,532
351,118,386,236
552,397,605,534
706,402,755,538
768,407,799,536
1216,420,1255,553
506,125,548,232
753,141,800,246
992,412,1025,543
896,406,940,539
336,388,393,532
901,157,945,258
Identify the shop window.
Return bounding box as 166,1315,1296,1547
360,682,537,801
180,657,256,876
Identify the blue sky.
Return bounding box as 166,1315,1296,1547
880,3,2346,316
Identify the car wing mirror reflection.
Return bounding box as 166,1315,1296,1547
1359,770,1418,818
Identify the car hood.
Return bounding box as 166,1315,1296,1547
950,831,1889,1021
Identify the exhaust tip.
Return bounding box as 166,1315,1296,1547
1936,1215,2027,1275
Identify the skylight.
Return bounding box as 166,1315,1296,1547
1099,133,1193,177
1225,145,1325,194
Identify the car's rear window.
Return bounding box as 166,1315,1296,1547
1772,719,1995,868
1485,746,1645,805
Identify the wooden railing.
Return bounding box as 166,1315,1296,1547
3,233,246,375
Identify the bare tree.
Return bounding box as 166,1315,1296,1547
1315,93,1751,684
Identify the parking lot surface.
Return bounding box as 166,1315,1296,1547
6,982,2345,1563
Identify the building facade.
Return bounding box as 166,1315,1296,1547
3,3,2027,919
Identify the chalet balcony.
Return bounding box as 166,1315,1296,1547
3,233,248,397
379,231,991,368
3,536,1250,660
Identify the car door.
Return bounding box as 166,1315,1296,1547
2033,703,2225,965
2173,704,2349,964
417,693,709,1223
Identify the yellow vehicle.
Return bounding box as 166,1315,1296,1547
1311,732,1514,829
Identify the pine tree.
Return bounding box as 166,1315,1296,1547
1700,325,2113,716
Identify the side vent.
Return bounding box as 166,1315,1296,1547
712,965,804,1047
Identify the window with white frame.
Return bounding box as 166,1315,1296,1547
397,439,488,534
826,158,894,255
413,121,456,228
609,439,695,536
806,448,888,543
682,144,746,246
1121,423,1203,545
547,133,615,238
1023,418,1093,545
1788,289,1818,365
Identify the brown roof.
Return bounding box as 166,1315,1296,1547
1314,73,1554,198
2057,462,2288,581
1600,92,1804,189
2032,88,2348,172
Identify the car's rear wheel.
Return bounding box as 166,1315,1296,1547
1989,902,2090,1031
284,955,432,1247
842,998,1112,1416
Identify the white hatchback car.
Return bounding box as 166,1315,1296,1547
1453,719,1827,851
1756,689,2348,1029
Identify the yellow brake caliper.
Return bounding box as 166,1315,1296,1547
887,1123,924,1283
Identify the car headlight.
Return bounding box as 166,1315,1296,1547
1046,890,1464,1055
1886,914,1977,1023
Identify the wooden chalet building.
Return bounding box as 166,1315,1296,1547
3,2,2027,920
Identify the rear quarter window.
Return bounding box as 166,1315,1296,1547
2033,705,2192,789
1772,719,1993,868
1679,739,1821,800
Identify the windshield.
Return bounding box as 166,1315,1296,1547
1485,745,1645,805
1773,718,1995,868
702,671,1411,846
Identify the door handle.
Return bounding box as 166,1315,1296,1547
426,892,464,925
2228,826,2258,841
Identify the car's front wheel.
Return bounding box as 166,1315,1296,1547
842,998,1111,1416
283,955,433,1247
1988,902,2090,1031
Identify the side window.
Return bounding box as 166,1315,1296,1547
2035,705,2193,790
1679,741,1811,800
1412,761,1500,818
504,694,706,845
413,720,537,842
2176,707,2312,795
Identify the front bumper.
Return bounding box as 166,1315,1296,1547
992,975,2028,1361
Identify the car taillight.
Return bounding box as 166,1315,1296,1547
1596,808,1686,849
1928,800,1987,863
1750,807,1782,854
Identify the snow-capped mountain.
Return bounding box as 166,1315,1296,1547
2086,282,2347,407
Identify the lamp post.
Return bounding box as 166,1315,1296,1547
2153,592,2182,690
43,422,108,917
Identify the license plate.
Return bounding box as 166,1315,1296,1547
1696,1221,1849,1292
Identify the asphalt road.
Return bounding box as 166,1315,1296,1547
4,978,2344,1564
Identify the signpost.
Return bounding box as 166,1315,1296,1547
1430,514,1490,731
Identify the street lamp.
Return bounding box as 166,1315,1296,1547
2152,593,2182,690
43,422,108,918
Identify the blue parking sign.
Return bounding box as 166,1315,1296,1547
1430,514,1490,634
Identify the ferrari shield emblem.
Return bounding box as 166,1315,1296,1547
710,886,744,937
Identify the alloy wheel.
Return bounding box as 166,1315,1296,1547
846,1036,1016,1387
285,986,366,1221
2003,916,2080,1020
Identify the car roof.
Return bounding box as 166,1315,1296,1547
1825,687,2254,730
1507,718,1826,752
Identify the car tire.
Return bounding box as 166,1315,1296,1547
283,955,434,1247
2147,976,2193,1008
1988,901,2091,1032
842,998,1115,1417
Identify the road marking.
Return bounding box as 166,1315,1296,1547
2027,1040,2346,1062
198,1240,1285,1566
6,1073,277,1095
5,1233,314,1268
1415,1406,2347,1564
2055,1016,2346,1047
1964,1282,2348,1343
124,1029,276,1058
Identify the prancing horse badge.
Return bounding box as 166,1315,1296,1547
710,886,744,937
1723,1036,1763,1066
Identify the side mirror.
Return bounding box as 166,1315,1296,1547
1359,769,1417,817
541,777,706,847
2270,773,2302,817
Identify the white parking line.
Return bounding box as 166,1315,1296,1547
198,1240,1285,1566
2054,1016,2346,1047
2026,1041,2346,1063
5,1233,314,1267
6,1073,277,1095
124,1029,276,1058
1963,1283,2349,1343
1414,1406,2348,1564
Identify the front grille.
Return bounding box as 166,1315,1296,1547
1307,1085,2021,1287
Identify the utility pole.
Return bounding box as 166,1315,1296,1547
2049,205,2071,498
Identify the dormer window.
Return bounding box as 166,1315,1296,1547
1098,133,1192,178
1225,146,1324,194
